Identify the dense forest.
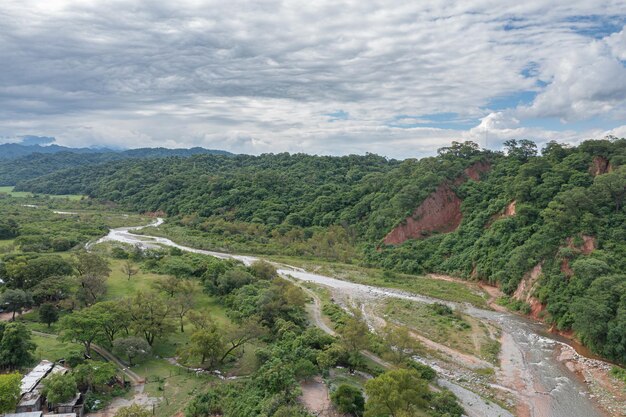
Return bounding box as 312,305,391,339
0,144,232,184
10,138,626,364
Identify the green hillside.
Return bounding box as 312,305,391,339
12,138,626,364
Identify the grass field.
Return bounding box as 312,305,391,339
380,298,499,363
272,256,489,308
0,185,84,200
32,334,82,362
134,358,221,417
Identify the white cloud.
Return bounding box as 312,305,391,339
0,0,624,157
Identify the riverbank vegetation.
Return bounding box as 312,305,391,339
10,138,624,365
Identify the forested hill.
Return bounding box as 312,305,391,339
0,145,233,185
13,138,626,364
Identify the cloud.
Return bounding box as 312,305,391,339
0,1,624,158
19,135,56,146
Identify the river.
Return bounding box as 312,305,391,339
93,219,609,417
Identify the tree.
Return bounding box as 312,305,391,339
331,384,365,416
383,325,421,365
121,260,138,280
172,280,196,332
0,372,21,413
0,219,19,240
0,288,33,320
430,390,464,417
89,301,131,345
73,360,117,392
364,369,430,417
183,325,224,367
74,251,110,306
219,318,266,364
593,167,626,212
249,261,277,280
339,308,370,368
31,275,72,304
41,373,77,404
113,337,151,365
59,308,103,356
114,404,152,417
127,291,173,346
39,303,59,328
151,275,182,297
0,322,36,368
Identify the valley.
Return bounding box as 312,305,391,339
93,216,624,417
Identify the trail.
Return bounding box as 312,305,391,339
30,330,144,385
91,218,614,417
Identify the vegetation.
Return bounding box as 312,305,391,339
0,372,22,413
13,138,625,363
331,384,365,416
0,322,36,369
41,372,78,404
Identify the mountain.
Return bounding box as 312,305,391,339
0,144,233,185
12,138,626,364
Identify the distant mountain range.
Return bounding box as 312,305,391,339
0,143,232,160
0,143,232,185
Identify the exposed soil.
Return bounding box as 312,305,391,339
513,263,545,320
383,161,490,245
383,183,463,244
299,376,342,417
590,156,612,176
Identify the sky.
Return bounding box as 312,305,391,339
1,0,626,159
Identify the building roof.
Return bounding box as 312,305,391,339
20,361,54,394
4,412,43,417
48,365,69,376
43,414,76,417
17,389,42,407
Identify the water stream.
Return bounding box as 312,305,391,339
93,219,608,417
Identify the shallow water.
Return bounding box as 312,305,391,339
95,219,607,417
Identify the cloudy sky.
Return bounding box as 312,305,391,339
1,0,626,158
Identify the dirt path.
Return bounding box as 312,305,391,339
299,376,341,417
31,331,144,385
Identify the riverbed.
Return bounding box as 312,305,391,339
93,219,612,417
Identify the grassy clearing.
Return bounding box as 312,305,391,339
105,259,260,375
380,298,498,362
0,186,32,197
134,358,221,417
0,186,84,200
32,334,81,362
272,256,488,308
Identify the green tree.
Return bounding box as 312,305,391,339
339,308,370,370
0,372,21,413
59,308,103,355
127,291,173,346
74,251,110,306
0,322,36,368
121,260,138,280
364,369,430,417
383,325,421,365
89,301,131,345
39,303,59,328
172,280,196,332
73,360,117,392
41,373,77,404
0,288,33,320
592,166,626,212
331,384,364,416
113,337,151,365
183,325,224,367
430,390,464,417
